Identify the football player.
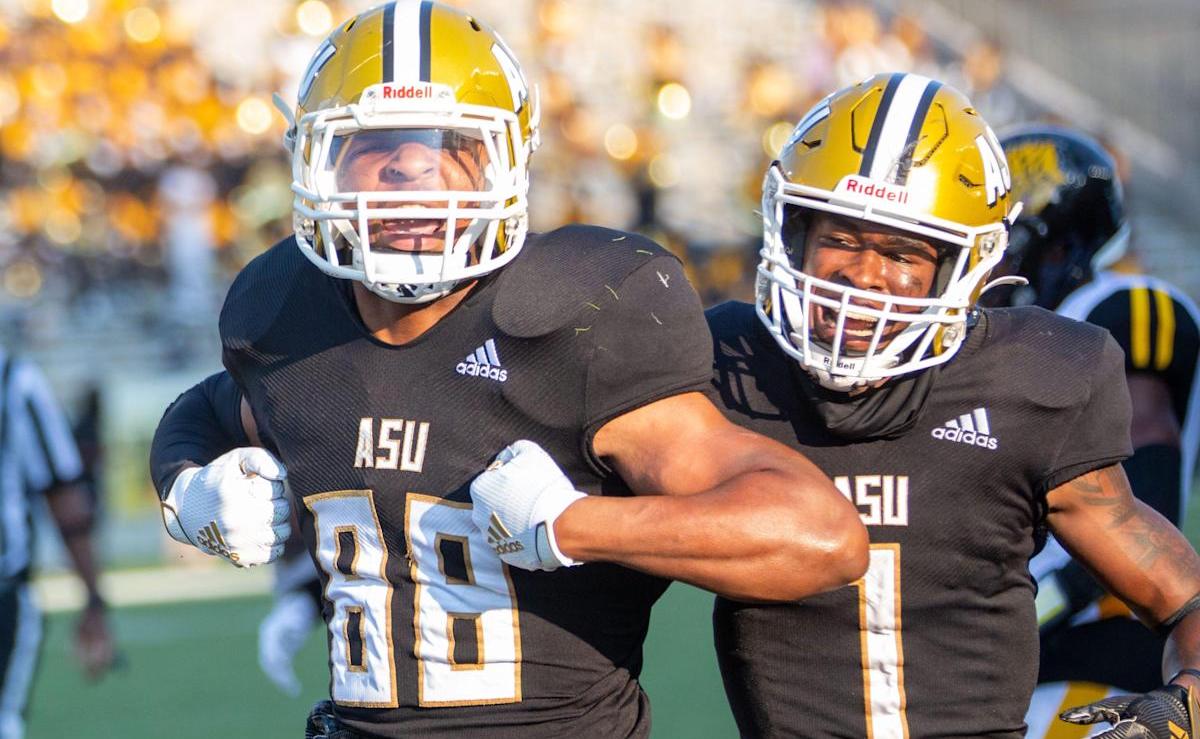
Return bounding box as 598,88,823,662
148,3,867,737
987,125,1200,736
707,73,1200,738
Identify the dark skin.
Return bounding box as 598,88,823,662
236,137,869,602
45,482,114,680
804,210,1200,688
1048,465,1200,692
802,213,940,355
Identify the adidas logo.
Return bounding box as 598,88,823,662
456,339,508,382
196,521,240,563
931,408,998,450
486,512,523,554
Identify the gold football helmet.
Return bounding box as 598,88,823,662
757,72,1018,389
280,0,540,303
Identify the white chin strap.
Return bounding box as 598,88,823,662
345,216,488,304
355,248,467,304
806,363,880,392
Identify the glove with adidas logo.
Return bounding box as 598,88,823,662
1059,684,1199,738
469,440,587,572
161,447,291,568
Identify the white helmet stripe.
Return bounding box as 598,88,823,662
387,0,426,83
864,74,935,182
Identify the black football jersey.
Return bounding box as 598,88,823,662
706,301,1132,738
219,226,713,738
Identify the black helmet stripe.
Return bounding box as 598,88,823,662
381,1,395,83
382,1,432,83
858,73,940,184
897,80,942,185
858,74,902,177
418,0,432,82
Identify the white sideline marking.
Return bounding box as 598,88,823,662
33,565,273,613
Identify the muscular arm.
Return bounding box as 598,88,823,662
552,392,869,602
1038,372,1185,631
1046,464,1200,685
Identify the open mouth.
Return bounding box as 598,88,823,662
810,303,900,354
369,218,449,253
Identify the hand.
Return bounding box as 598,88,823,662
258,589,320,697
161,447,290,567
1060,685,1199,738
469,440,587,571
74,600,115,681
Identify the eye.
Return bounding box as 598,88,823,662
820,235,856,248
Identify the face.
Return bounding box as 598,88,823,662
799,213,942,353
334,129,489,253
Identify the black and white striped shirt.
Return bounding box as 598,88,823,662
0,353,83,582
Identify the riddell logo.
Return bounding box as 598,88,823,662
381,84,435,100
840,176,910,205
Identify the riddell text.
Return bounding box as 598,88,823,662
844,178,911,204
382,85,433,99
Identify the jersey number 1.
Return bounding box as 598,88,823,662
306,490,521,708
857,544,909,739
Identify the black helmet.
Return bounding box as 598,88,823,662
989,124,1127,309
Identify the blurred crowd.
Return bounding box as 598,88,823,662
0,0,1030,363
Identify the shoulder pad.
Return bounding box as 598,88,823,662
972,306,1112,409
492,225,680,338
705,300,762,345
219,237,310,348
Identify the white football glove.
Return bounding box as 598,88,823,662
469,440,587,572
258,588,319,697
161,447,290,567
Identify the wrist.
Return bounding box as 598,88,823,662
1169,668,1200,693
161,466,199,545
550,494,596,563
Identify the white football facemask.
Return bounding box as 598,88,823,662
756,165,1015,390
288,83,535,303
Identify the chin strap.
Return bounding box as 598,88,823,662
978,274,1030,298
272,92,297,153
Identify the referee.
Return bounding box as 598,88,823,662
0,353,113,738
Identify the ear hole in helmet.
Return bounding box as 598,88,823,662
780,204,812,268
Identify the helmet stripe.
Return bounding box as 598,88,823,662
859,73,936,183
381,2,395,82
386,1,424,83
896,80,942,184
857,74,903,178
418,0,432,82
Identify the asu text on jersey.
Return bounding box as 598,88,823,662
707,301,1131,738
220,225,713,738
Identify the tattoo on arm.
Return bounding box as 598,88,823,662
1071,466,1195,576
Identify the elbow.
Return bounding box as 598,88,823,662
823,511,870,587
754,500,869,603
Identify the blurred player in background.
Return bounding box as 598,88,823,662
0,352,113,738
149,2,866,737
256,515,321,699
987,125,1200,736
707,73,1200,738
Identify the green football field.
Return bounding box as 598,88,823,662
28,581,737,739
